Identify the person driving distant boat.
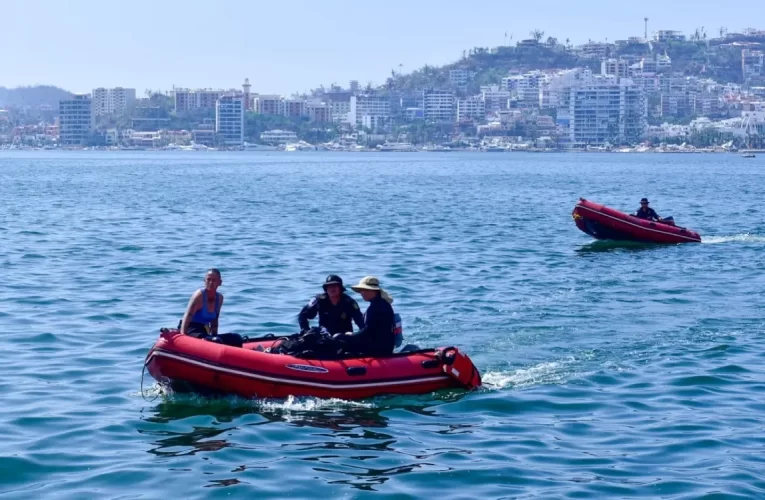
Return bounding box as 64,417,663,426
634,198,662,222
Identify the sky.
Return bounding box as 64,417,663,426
3,0,764,96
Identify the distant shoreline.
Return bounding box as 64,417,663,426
0,147,761,155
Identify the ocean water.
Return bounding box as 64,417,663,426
1,151,765,499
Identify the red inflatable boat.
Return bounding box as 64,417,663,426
572,198,701,244
145,329,482,400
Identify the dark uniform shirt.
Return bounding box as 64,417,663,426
346,295,395,356
635,207,660,221
298,293,365,335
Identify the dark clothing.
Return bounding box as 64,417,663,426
298,293,365,335
343,295,395,356
179,320,243,348
635,206,660,221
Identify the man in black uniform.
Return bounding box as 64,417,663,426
298,275,365,335
634,198,662,222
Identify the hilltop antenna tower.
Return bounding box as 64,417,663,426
644,17,649,40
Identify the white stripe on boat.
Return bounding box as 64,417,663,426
148,349,451,390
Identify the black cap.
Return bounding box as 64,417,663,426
322,275,346,291
640,198,649,204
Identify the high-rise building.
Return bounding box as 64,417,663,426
252,95,283,115
567,77,646,147
283,99,306,118
350,94,391,129
92,88,110,116
90,87,136,116
743,49,765,82
422,90,455,123
457,96,486,121
215,95,244,146
601,58,632,79
174,88,237,112
59,95,95,146
110,88,136,116
307,102,332,123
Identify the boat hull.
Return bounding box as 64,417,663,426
146,330,481,400
572,198,701,244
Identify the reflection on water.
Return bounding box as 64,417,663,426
575,239,665,254
138,391,481,491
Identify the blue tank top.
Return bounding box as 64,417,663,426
191,289,220,325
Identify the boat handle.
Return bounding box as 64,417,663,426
346,366,367,376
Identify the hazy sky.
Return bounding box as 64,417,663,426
4,0,764,95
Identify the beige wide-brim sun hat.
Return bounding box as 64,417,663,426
350,276,394,304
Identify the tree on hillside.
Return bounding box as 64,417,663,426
546,36,558,47
531,30,544,43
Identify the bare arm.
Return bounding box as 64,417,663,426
180,290,203,335
211,294,224,335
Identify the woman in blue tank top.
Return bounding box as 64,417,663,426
180,269,242,347
181,269,224,337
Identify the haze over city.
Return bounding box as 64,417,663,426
5,0,765,93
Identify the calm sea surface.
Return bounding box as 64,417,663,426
1,151,765,499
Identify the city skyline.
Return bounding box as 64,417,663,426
4,0,765,95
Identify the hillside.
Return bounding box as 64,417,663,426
0,85,73,108
388,37,761,94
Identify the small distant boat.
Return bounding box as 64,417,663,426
741,154,756,158
572,198,701,244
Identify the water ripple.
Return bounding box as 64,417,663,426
2,151,765,498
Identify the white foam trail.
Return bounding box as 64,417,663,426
257,394,375,412
702,233,765,244
482,360,576,390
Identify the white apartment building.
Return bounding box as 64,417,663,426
306,102,332,123
283,99,307,118
92,88,110,116
253,95,284,116
110,88,136,116
59,95,95,146
517,71,544,105
422,90,455,122
457,96,486,121
601,58,632,79
539,69,594,109
566,77,647,147
215,95,244,146
501,75,521,92
480,85,511,113
91,87,136,116
654,30,686,43
350,94,391,129
450,69,472,87
578,42,609,60
743,49,765,81
174,88,236,112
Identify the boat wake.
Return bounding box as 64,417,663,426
701,233,765,244
257,394,375,412
481,358,584,390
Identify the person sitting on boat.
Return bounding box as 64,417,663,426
333,276,396,357
298,275,365,335
634,198,663,222
179,269,243,347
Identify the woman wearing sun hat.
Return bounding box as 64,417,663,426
334,276,396,356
